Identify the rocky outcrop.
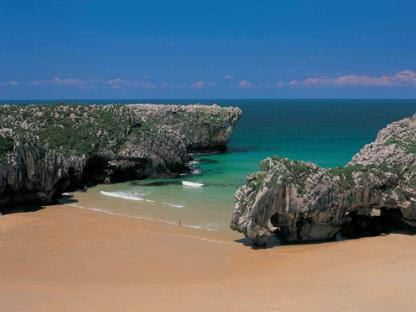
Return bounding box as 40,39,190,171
127,104,240,152
231,114,416,246
0,104,241,209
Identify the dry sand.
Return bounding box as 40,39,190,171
1,202,416,311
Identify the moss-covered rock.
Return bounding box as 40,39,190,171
231,114,416,247
0,104,241,209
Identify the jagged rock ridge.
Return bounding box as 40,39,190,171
0,104,241,209
231,114,416,246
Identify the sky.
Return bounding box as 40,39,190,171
1,0,416,99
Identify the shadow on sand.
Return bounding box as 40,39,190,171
1,193,79,216
234,228,416,250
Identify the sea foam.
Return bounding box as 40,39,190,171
100,191,145,201
191,169,202,175
162,202,186,208
182,181,204,188
187,160,200,165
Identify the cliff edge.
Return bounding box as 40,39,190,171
231,114,416,246
0,104,241,209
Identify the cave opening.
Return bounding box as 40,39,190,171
266,208,414,247
269,212,282,239
340,208,409,239
81,155,109,185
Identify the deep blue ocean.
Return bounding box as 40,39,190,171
3,99,416,231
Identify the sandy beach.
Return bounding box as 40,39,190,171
0,198,415,312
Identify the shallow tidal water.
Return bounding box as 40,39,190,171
7,99,416,232
55,99,415,233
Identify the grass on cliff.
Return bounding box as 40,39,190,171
37,109,129,156
0,137,14,154
39,125,94,155
328,161,403,190
0,137,14,163
130,121,154,135
256,156,318,194
0,105,159,158
385,139,416,154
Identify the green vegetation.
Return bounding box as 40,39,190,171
328,160,405,190
21,111,32,119
328,164,366,177
38,124,95,155
409,176,416,188
385,139,416,154
0,136,14,164
0,136,14,155
258,156,319,195
0,105,136,157
286,160,315,176
40,108,129,155
130,121,154,135
0,105,168,160
252,172,267,192
257,152,409,195
329,164,370,187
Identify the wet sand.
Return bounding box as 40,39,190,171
1,202,416,311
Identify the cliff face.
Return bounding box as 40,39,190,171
231,114,416,246
127,104,240,152
0,104,241,209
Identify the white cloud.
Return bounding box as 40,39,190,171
51,78,87,86
224,74,235,80
238,80,253,88
27,78,159,90
30,78,96,87
191,81,205,89
0,80,20,87
284,70,416,87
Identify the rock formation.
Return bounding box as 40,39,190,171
231,114,416,246
0,104,241,209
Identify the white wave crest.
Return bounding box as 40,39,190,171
100,191,144,201
187,160,200,165
182,181,204,188
163,202,186,208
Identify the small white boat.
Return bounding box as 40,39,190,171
182,181,204,188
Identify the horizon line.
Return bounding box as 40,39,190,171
1,97,416,102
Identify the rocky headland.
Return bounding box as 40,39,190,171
0,104,241,210
231,114,416,246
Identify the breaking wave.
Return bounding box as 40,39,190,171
182,181,204,188
100,191,145,201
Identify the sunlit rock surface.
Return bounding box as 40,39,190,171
231,114,416,246
0,104,241,209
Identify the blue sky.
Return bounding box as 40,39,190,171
1,0,416,99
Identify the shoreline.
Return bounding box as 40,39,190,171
1,200,416,311
62,201,240,242
65,184,237,233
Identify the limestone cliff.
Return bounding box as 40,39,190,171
0,104,241,209
231,114,416,246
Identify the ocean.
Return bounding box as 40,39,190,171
4,99,416,232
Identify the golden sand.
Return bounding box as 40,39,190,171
1,201,416,311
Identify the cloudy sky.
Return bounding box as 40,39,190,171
1,0,416,99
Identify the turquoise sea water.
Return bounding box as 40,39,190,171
4,99,416,231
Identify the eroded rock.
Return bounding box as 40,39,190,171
231,114,416,246
0,104,241,209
